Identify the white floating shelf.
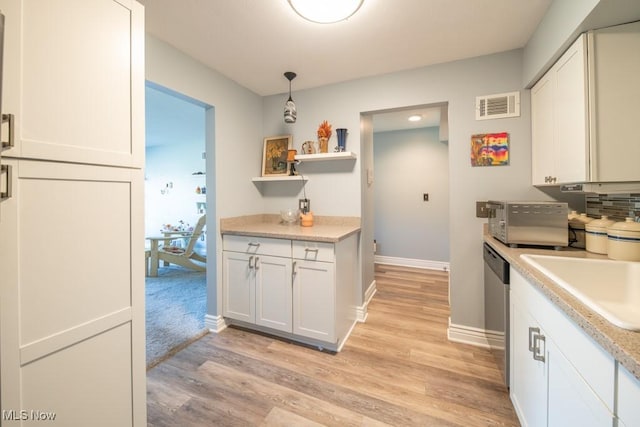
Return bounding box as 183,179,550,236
251,176,309,182
295,152,357,162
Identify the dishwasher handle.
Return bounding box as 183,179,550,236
483,243,510,284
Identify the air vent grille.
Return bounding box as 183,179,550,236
476,91,520,120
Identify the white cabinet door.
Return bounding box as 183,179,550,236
531,73,555,186
547,337,614,427
0,0,144,167
255,255,292,333
510,293,548,427
618,365,640,427
292,259,335,343
531,34,589,186
588,21,640,182
553,34,589,184
222,251,255,323
0,159,145,426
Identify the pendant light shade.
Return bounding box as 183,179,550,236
288,0,364,24
284,71,297,124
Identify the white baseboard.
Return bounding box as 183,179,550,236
375,255,450,271
205,314,227,333
447,319,504,350
356,280,377,322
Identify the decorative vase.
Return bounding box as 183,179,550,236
336,128,347,151
318,137,329,153
302,141,316,154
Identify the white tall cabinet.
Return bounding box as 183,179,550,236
0,1,146,426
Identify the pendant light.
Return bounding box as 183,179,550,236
284,71,297,124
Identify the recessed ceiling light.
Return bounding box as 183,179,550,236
408,115,422,122
288,0,364,24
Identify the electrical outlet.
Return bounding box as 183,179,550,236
476,201,489,218
423,193,429,202
299,198,310,213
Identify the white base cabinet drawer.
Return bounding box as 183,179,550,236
292,240,335,262
223,234,291,258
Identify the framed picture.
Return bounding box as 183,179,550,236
262,135,292,177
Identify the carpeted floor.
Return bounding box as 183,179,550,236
145,265,207,368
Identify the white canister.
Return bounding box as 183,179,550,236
585,215,615,254
607,217,640,261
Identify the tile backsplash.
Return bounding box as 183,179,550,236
586,193,640,221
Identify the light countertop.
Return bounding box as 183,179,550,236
220,214,361,243
483,229,640,381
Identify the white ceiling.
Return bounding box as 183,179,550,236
140,0,553,97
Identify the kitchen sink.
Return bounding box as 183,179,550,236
520,254,640,331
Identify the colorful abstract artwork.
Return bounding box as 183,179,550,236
470,132,509,166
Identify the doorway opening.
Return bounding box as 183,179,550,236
365,103,450,271
144,81,213,367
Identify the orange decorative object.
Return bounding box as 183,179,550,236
317,120,332,140
300,211,314,227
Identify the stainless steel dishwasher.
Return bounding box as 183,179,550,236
483,242,510,387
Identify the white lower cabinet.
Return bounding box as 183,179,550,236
618,364,640,427
510,295,548,427
547,338,613,427
222,233,357,350
255,255,293,332
510,267,615,427
293,257,335,342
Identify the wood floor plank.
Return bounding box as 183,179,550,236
147,264,519,426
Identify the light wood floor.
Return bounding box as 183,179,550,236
147,264,520,426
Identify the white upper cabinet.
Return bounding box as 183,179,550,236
531,35,589,186
588,20,640,182
1,0,144,167
531,21,640,185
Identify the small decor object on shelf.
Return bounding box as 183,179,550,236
287,149,298,176
262,135,293,177
302,140,316,154
336,128,347,152
317,120,332,153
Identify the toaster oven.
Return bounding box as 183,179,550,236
487,201,568,248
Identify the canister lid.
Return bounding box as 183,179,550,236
569,213,593,228
585,215,616,232
607,217,640,237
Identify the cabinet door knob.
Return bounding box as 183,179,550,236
254,257,260,270
248,255,254,269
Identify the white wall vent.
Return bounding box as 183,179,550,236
475,91,520,120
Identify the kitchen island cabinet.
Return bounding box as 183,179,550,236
221,215,360,351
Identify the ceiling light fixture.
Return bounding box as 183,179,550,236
288,0,364,24
284,71,297,124
408,115,422,122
